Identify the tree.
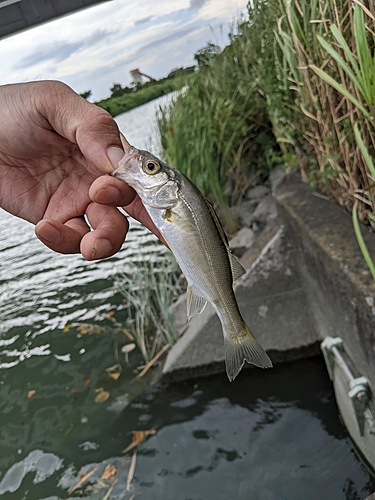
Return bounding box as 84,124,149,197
110,83,134,97
79,90,92,100
110,83,124,98
194,42,221,68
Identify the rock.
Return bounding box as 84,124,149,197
270,169,287,192
251,194,278,225
246,184,270,201
229,227,255,257
230,200,258,227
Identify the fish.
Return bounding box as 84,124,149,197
111,145,272,381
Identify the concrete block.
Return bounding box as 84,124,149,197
274,173,375,393
163,222,320,381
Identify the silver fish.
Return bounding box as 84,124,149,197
112,145,272,380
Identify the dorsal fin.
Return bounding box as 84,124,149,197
228,252,246,281
204,198,229,246
204,198,246,283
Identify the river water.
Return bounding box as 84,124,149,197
0,95,374,499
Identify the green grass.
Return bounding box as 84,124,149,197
115,248,184,363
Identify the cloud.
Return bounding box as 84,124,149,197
84,27,118,46
14,40,83,69
128,24,203,63
14,27,116,70
190,0,208,10
134,16,154,26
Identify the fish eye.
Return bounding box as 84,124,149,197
143,159,161,175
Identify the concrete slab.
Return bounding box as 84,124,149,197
274,173,375,392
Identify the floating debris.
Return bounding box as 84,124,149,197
105,363,122,380
101,464,117,480
122,429,156,455
123,328,135,341
126,451,137,491
69,467,98,494
75,323,106,336
131,343,170,382
121,343,136,364
94,388,110,403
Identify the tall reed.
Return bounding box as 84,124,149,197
274,0,375,275
276,0,375,221
157,12,281,233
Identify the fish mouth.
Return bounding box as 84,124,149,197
110,144,139,181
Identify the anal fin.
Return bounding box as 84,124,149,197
187,285,207,320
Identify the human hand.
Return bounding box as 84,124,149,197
0,80,161,259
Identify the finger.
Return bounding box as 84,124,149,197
90,175,167,246
89,175,137,207
81,202,129,260
36,81,125,172
35,217,89,254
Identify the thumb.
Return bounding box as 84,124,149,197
37,80,125,173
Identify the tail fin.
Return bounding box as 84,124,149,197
224,323,272,382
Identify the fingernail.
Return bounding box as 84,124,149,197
35,221,62,244
91,238,113,260
94,184,122,204
107,147,125,170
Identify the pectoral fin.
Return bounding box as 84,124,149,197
187,285,207,320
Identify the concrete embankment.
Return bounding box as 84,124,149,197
162,171,375,470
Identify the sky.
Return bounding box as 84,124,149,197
0,0,249,102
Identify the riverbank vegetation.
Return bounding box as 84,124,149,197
114,0,375,362
95,67,194,117
158,0,375,255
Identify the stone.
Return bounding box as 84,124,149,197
169,292,189,334
274,172,375,391
229,227,255,257
230,200,258,227
251,194,278,225
246,184,270,201
270,168,287,192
